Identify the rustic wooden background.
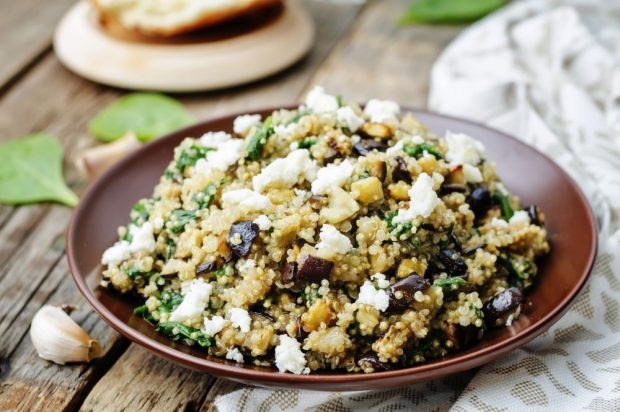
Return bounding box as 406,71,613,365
0,0,461,410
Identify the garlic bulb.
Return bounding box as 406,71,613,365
30,305,102,365
75,132,141,180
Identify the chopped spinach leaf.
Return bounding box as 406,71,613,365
176,144,215,173
158,291,184,313
404,143,443,159
433,277,467,291
156,322,214,347
130,201,149,224
168,209,198,234
192,179,224,209
298,138,317,149
336,95,344,108
126,268,155,281
247,117,274,160
493,193,514,220
133,304,155,323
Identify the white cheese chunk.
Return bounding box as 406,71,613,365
491,217,509,228
462,164,483,183
356,280,390,312
305,86,339,114
199,131,232,148
169,279,212,322
252,149,318,193
363,99,400,123
371,273,390,289
510,210,531,226
316,224,353,255
228,308,251,333
445,131,485,166
275,335,308,375
336,107,364,132
221,189,272,211
203,315,226,336
253,215,272,231
152,216,164,230
233,114,261,135
226,347,244,363
129,222,156,253
311,159,354,195
392,173,440,224
195,138,244,173
101,241,131,265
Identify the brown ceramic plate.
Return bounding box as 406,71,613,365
67,107,597,391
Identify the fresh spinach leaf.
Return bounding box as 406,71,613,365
130,201,149,224
192,179,224,209
156,322,214,347
133,304,156,324
247,117,274,160
89,93,194,143
158,291,184,313
0,134,78,207
493,192,514,220
401,0,506,25
168,209,198,234
298,138,317,149
176,144,215,173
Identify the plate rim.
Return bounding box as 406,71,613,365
66,106,598,388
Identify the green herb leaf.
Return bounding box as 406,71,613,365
0,134,78,207
247,117,274,160
158,291,184,313
126,268,155,281
192,179,224,209
176,144,215,173
156,322,214,347
403,143,443,159
298,138,318,149
493,193,514,220
89,93,194,143
400,0,506,25
133,304,155,324
433,277,467,291
130,200,150,225
168,209,198,234
336,95,344,108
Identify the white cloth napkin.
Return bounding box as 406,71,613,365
215,1,620,410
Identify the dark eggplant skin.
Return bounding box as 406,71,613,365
352,139,387,156
227,221,259,258
392,156,412,183
437,249,468,278
440,183,468,195
195,261,217,275
482,287,523,327
526,205,545,226
388,273,431,312
444,324,480,350
358,353,391,371
297,255,334,283
280,261,298,284
467,186,493,217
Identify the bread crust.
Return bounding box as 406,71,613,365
92,0,282,37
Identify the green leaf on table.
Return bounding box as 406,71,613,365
0,134,78,207
89,93,194,143
400,0,506,25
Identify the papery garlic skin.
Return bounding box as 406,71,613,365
30,305,102,365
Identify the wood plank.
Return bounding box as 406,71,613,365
306,0,462,107
81,345,216,412
0,257,128,412
0,0,364,410
0,0,76,91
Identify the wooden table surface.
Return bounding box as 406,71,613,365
0,1,461,410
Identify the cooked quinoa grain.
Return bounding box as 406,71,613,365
101,86,550,374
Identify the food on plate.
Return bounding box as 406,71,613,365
100,86,550,374
93,0,282,37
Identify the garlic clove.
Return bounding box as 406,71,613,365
75,131,141,180
30,305,103,365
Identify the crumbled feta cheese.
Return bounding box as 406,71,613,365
274,335,308,374
371,273,390,289
316,224,353,255
153,216,164,230
195,138,244,173
221,189,272,210
491,217,509,228
253,215,272,231
305,86,339,114
252,149,318,193
386,135,424,156
392,173,440,224
445,131,485,166
311,159,354,195
226,347,244,363
462,164,483,183
356,280,390,312
363,99,400,123
274,123,299,138
289,141,299,150
169,279,213,322
233,114,261,135
228,308,251,333
129,222,156,253
510,210,531,226
101,241,130,265
336,107,364,132
203,315,226,336
199,131,232,148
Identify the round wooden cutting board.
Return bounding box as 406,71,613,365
53,1,315,92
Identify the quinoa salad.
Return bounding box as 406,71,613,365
100,87,550,375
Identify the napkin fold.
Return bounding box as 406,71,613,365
216,1,620,410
